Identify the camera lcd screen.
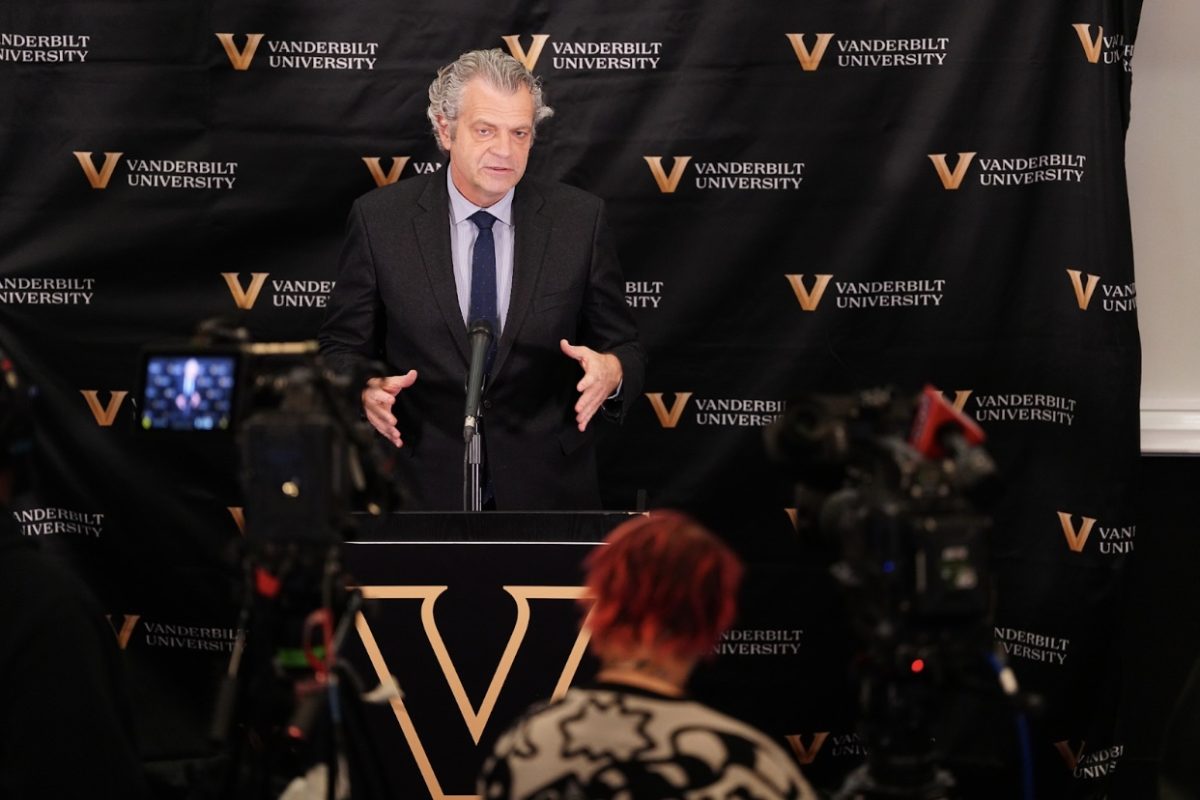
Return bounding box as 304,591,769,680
140,354,238,431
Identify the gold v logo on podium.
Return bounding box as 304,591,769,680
221,272,269,310
362,156,410,187
786,732,830,764
1065,269,1100,310
645,392,693,429
81,390,129,426
355,585,593,800
501,34,550,71
928,152,976,190
215,33,264,70
643,156,692,193
785,274,833,311
106,614,142,650
1057,511,1097,553
74,151,123,189
1072,24,1104,64
785,33,834,71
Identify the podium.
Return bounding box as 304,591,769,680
341,511,636,799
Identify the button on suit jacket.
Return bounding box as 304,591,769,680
319,171,646,510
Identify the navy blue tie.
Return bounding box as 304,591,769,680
468,210,499,375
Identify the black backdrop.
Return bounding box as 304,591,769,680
1,1,1147,797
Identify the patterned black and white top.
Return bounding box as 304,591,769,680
478,683,818,799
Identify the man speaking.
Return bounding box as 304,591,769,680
319,49,645,510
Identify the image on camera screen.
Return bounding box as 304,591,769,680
140,355,237,431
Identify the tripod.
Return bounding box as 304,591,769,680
211,542,395,800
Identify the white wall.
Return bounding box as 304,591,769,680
1128,0,1200,453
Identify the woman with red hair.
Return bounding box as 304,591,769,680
479,511,816,799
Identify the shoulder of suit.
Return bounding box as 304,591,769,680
353,170,439,215
521,176,605,218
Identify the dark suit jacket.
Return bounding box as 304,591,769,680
319,171,645,510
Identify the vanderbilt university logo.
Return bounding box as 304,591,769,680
501,34,550,71
221,272,269,310
73,151,123,189
645,392,692,428
81,390,129,426
785,33,834,71
643,156,692,193
1072,24,1104,64
355,585,591,799
785,274,833,311
945,390,972,413
786,732,829,764
1055,739,1086,770
215,33,264,70
1057,511,1097,553
362,156,410,186
928,152,977,190
1065,269,1100,310
106,614,142,650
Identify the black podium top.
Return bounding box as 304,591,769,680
347,511,640,543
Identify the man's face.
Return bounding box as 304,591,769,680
437,78,535,208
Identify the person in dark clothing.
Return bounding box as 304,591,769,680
0,351,148,799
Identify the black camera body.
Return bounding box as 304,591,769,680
137,335,394,542
768,386,998,799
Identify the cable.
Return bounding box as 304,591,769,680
987,650,1035,800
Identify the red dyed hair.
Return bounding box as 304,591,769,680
583,511,743,659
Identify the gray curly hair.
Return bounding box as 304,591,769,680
427,49,554,152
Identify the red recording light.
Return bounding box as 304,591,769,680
910,658,926,673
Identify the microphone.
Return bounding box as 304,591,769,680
463,319,493,442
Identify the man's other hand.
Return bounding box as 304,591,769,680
362,370,418,447
560,340,622,432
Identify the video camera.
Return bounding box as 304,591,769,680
137,322,398,541
137,322,399,799
767,386,1005,799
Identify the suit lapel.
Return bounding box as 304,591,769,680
413,173,470,365
494,181,549,378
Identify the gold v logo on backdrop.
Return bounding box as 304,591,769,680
1072,24,1104,64
784,508,799,532
785,34,834,71
362,156,410,187
643,156,692,193
501,35,550,71
81,390,129,426
355,585,592,800
945,390,972,413
105,614,142,650
786,732,830,764
215,33,264,70
73,151,123,189
221,272,269,310
645,392,692,429
1055,739,1087,770
1065,269,1100,310
1057,511,1097,553
785,274,833,311
227,507,246,536
928,153,976,190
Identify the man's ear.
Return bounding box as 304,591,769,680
435,115,454,150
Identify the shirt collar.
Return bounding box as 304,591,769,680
446,166,515,227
